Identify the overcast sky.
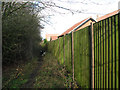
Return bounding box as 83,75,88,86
39,0,119,39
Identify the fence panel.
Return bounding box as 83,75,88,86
64,33,72,72
59,37,64,64
94,13,119,89
73,26,91,88
47,13,119,89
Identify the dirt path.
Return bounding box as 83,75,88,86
31,52,66,88
20,52,66,88
21,60,42,88
3,52,75,88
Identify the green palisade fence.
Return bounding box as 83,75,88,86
47,13,119,89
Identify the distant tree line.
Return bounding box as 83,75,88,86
2,2,43,65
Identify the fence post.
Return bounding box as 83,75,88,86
63,35,65,65
91,22,94,89
59,38,60,64
72,32,74,82
0,2,2,90
118,12,120,89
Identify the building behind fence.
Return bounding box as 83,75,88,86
47,13,120,88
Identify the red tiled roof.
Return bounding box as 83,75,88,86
46,34,59,38
50,36,58,41
60,17,92,36
97,9,120,22
46,34,59,41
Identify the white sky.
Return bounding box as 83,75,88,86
40,0,119,39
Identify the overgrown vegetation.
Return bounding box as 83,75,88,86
2,2,43,65
2,52,78,88
2,1,87,89
3,57,39,88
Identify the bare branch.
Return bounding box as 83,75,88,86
2,2,28,20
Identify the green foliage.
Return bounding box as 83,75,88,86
2,2,43,65
2,57,39,88
43,39,47,44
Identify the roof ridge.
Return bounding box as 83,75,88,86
60,17,93,36
97,9,120,21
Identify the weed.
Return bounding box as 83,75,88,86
3,52,79,88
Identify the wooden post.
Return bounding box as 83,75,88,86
59,38,60,64
0,2,2,90
63,35,65,65
72,32,74,82
118,11,120,90
68,39,70,64
91,22,94,89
